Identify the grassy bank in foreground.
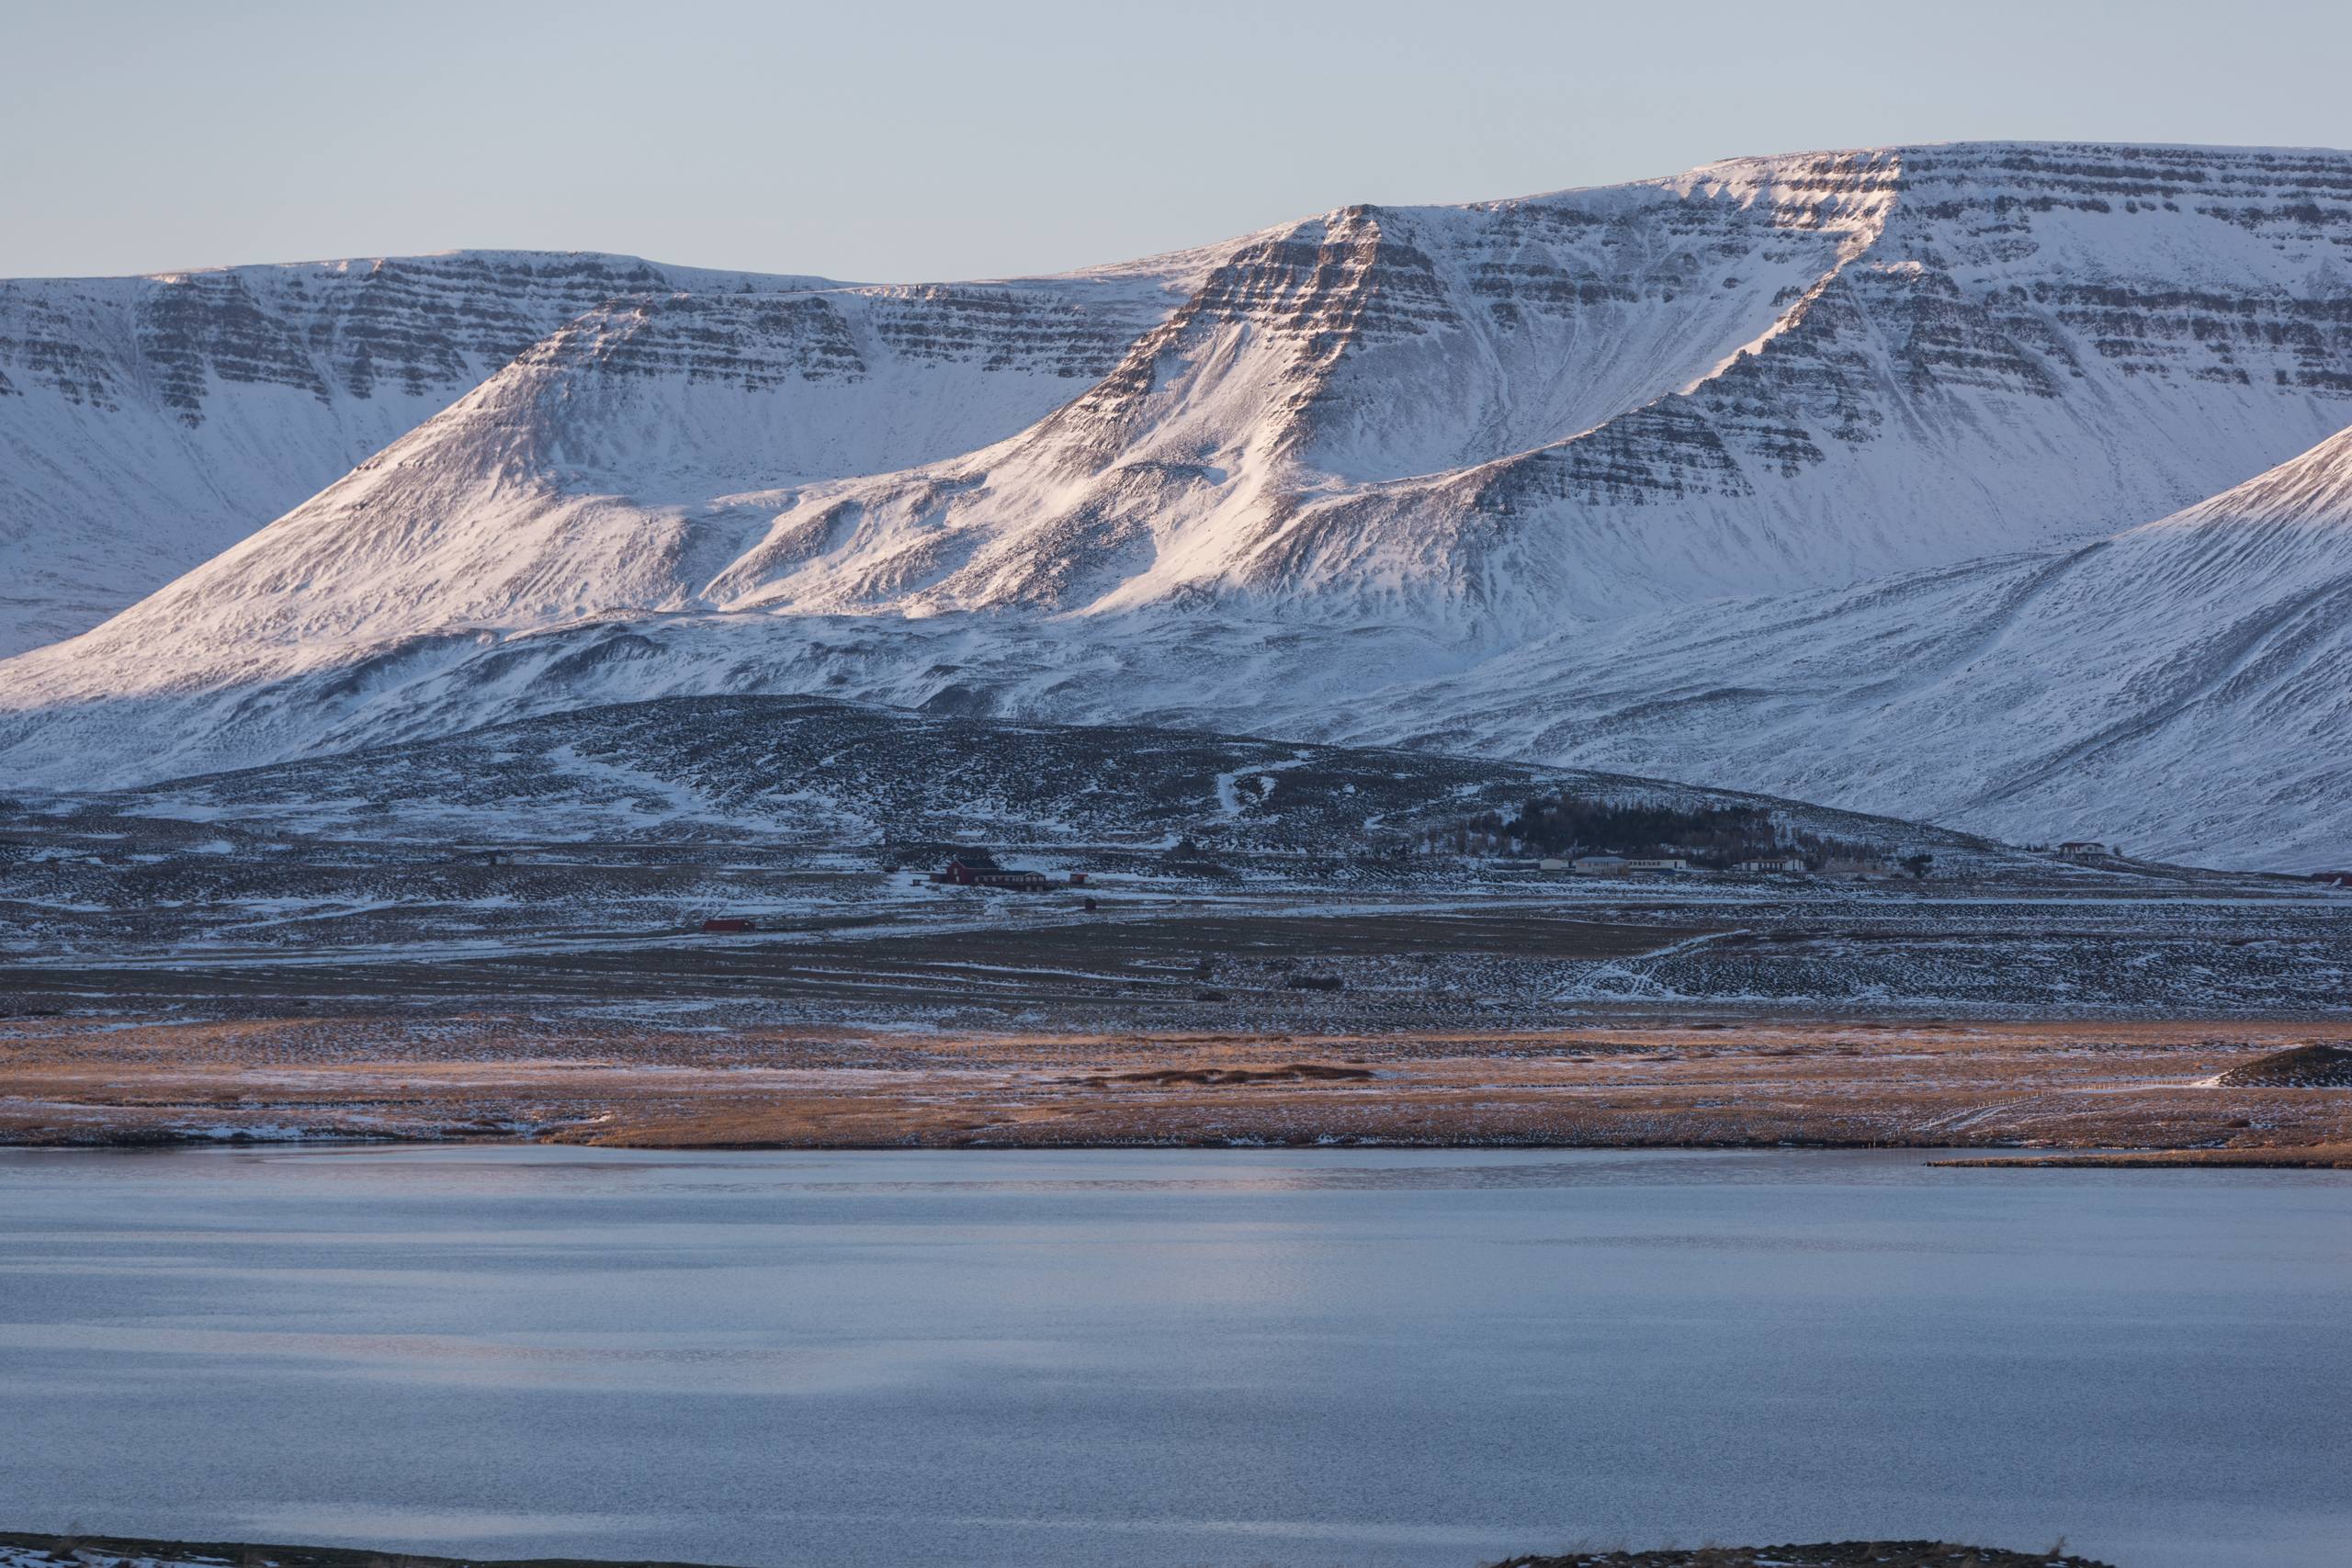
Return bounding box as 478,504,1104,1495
1938,1145,2352,1169
0,1533,2112,1568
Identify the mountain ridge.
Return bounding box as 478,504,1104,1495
5,141,2352,868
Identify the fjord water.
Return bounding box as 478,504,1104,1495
1,1149,2345,1568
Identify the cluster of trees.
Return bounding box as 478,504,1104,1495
1504,798,1777,863
1410,795,1935,877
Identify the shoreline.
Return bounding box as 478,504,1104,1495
1932,1145,2352,1169
0,1529,2118,1568
12,1131,2349,1168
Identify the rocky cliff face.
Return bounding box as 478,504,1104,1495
1468,143,2352,514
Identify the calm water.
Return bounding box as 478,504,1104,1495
1,1146,2346,1568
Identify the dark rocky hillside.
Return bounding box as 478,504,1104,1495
2215,1042,2352,1086
1494,1543,2107,1568
104,694,2016,858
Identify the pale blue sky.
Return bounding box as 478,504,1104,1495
7,0,2349,283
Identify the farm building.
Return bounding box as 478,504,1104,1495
933,852,1053,891
1736,855,1809,874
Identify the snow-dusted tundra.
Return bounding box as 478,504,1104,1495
3,141,2351,868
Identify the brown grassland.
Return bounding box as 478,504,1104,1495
2,1010,2346,1159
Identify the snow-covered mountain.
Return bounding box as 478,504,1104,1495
14,410,2352,871
1307,419,2352,866
724,143,2352,635
4,142,2351,868
0,247,1202,654
15,143,2352,663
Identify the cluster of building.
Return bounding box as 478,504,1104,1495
928,851,1081,891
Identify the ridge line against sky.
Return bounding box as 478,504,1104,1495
23,133,2352,292
6,0,2352,284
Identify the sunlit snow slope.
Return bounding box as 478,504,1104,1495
0,248,1201,654
725,143,2352,633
